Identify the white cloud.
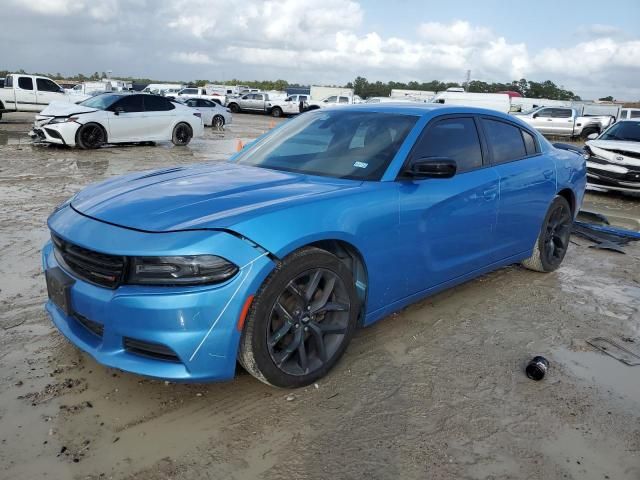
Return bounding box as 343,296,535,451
170,52,217,65
2,1,639,99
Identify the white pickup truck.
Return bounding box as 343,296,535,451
0,74,84,120
513,106,615,139
226,93,299,117
305,95,363,110
165,87,225,105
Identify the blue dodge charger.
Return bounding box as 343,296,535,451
43,104,586,387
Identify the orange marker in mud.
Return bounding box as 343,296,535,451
235,139,244,151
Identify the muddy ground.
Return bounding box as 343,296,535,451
0,111,639,480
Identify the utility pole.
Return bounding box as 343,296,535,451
464,70,471,91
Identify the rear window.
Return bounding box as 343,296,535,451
482,119,527,164
522,130,538,155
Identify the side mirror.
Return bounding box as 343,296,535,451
113,106,124,115
404,157,457,179
587,133,599,140
532,113,538,118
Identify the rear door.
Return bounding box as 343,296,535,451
142,95,176,140
397,116,501,294
35,78,66,106
15,76,38,111
550,108,575,136
479,117,556,260
106,95,146,142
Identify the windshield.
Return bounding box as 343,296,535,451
599,121,640,142
235,110,418,180
79,93,122,110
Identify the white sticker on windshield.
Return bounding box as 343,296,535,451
353,161,368,169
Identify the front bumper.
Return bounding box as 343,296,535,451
587,157,640,192
29,119,79,146
43,206,275,382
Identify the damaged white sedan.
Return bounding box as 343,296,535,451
30,92,204,149
584,120,640,193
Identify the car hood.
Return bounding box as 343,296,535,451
71,162,361,232
38,101,98,117
586,139,640,166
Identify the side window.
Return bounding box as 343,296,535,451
522,130,538,156
535,108,552,118
300,95,308,101
143,95,174,111
324,96,337,103
552,108,572,118
255,94,264,101
482,119,527,164
112,95,144,113
630,111,640,119
339,96,349,104
5,76,13,88
36,78,61,92
411,117,483,173
18,76,34,90
185,99,196,107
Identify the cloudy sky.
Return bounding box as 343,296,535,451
2,0,639,99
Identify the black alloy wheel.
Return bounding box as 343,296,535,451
77,123,105,149
267,268,351,376
172,123,192,146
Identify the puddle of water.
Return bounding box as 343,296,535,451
554,346,640,403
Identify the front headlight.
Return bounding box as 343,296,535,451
48,116,79,124
127,255,238,286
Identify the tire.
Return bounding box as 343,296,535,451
171,122,192,146
271,107,283,118
228,103,240,113
76,123,106,149
580,127,599,140
212,115,225,129
239,247,359,388
521,196,573,272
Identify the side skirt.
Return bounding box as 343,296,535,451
363,251,530,326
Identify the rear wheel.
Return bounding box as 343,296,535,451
171,122,192,146
76,123,106,149
522,196,573,272
239,247,359,388
212,115,225,129
271,107,283,118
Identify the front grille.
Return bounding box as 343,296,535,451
123,337,180,362
74,313,104,337
588,157,640,183
52,234,126,289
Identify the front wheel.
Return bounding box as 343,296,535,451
171,123,192,146
522,196,573,272
76,123,106,149
239,247,359,388
228,103,240,113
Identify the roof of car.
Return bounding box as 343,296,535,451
326,102,518,123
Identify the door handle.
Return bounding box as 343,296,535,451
547,119,553,121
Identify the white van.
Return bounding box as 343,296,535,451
430,92,511,113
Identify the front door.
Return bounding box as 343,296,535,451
15,76,38,111
397,116,500,295
106,95,146,142
531,108,554,134
35,78,66,107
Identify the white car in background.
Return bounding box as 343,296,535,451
29,93,204,149
180,98,232,129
